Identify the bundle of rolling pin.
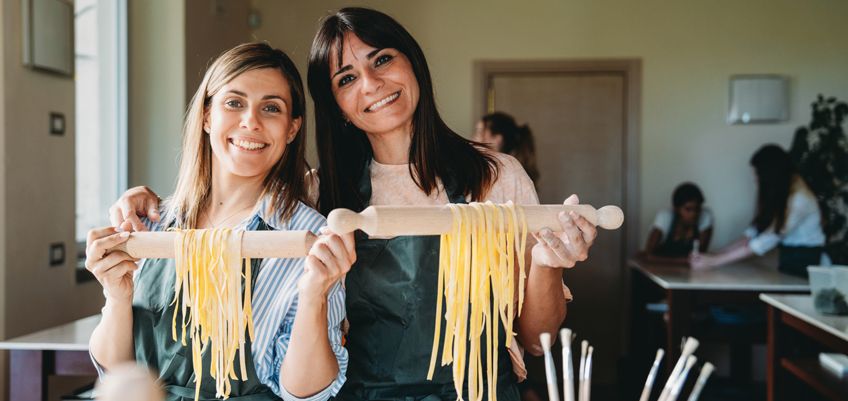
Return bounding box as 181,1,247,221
107,203,624,258
540,333,714,401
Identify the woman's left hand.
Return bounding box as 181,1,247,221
531,194,598,268
299,227,356,302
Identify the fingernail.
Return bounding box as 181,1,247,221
114,227,123,232
120,231,130,238
541,228,553,238
570,211,579,219
558,211,566,219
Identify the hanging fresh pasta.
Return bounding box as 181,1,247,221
171,228,253,400
427,201,528,401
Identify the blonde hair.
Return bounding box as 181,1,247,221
168,43,309,229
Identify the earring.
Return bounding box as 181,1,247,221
286,138,293,144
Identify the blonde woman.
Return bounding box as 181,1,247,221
85,43,352,401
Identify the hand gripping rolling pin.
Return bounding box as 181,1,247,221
107,203,624,258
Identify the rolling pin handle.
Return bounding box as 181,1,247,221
327,208,364,235
596,206,624,230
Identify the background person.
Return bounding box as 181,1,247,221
691,144,826,277
639,182,713,264
473,111,541,183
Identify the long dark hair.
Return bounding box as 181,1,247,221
307,7,499,215
751,144,795,234
482,112,539,182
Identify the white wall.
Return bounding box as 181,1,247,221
250,0,848,249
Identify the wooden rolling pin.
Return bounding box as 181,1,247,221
327,204,623,236
107,204,622,258
108,230,318,259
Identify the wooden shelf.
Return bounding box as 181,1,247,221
781,357,848,401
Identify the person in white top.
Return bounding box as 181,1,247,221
639,183,713,264
691,145,826,277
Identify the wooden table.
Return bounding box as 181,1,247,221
761,294,848,401
629,259,809,382
0,314,100,401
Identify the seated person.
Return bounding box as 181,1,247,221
640,183,712,264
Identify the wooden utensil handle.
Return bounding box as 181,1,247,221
107,230,318,259
327,204,623,236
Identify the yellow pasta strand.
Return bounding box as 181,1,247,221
428,202,529,401
171,228,254,400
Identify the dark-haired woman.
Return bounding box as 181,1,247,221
307,8,594,401
691,145,826,278
640,183,713,265
473,112,540,183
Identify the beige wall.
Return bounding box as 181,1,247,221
128,0,185,195
185,0,251,103
1,0,107,397
251,0,848,249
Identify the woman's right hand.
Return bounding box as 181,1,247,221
109,186,162,232
86,227,139,303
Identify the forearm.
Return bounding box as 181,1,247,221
280,297,338,398
714,236,750,255
710,240,754,266
515,260,568,357
89,298,135,370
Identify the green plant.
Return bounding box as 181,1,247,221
790,95,848,264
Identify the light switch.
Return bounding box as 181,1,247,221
49,242,65,266
50,112,65,135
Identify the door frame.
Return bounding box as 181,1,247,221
473,59,641,354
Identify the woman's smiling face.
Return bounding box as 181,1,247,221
205,68,301,179
329,33,419,136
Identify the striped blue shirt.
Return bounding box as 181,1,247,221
94,195,347,401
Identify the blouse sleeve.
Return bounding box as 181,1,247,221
650,210,672,240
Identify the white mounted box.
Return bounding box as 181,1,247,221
727,75,788,124
22,0,74,76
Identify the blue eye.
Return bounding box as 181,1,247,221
264,105,281,113
375,54,393,66
225,99,242,108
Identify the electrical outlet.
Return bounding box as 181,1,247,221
49,242,65,266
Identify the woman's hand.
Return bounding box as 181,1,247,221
531,194,598,268
109,186,162,232
85,227,140,303
299,228,356,302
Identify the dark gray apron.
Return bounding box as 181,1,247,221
336,160,519,401
132,220,281,401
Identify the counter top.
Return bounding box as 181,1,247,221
630,259,809,292
760,293,848,343
0,314,100,351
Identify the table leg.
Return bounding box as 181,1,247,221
10,349,52,401
767,305,789,401
666,289,691,376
